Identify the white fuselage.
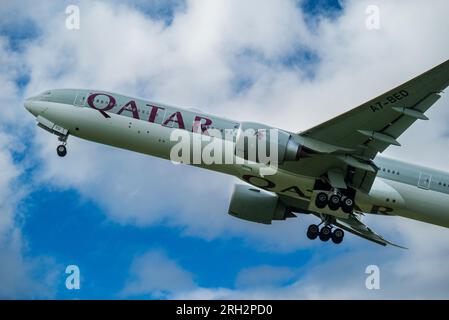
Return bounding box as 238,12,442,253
26,96,449,229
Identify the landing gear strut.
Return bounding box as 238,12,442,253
56,134,69,158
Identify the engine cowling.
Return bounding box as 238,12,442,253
228,185,294,224
234,122,307,164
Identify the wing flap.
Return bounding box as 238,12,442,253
333,213,407,249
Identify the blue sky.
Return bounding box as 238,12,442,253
1,0,449,299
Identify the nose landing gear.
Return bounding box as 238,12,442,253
56,134,69,157
57,144,67,157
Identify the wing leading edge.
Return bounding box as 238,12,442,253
301,59,449,160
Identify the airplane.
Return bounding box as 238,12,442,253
24,59,449,248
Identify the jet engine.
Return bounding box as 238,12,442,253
228,185,295,224
234,122,311,164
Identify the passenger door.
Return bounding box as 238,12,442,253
73,92,86,107
418,172,432,190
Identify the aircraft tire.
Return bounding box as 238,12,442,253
57,145,67,157
307,224,319,240
319,226,332,241
315,192,328,209
341,197,354,214
328,194,341,211
331,228,344,244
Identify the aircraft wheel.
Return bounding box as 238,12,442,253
331,228,344,244
341,197,354,214
57,145,67,157
328,194,341,211
307,224,319,240
319,226,332,242
315,192,328,209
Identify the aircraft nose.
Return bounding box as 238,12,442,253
24,98,45,117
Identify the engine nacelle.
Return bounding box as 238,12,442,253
228,185,294,224
234,122,307,164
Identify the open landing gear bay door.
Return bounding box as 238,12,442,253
36,115,68,138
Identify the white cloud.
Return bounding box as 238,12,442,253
0,244,58,299
121,220,449,299
120,250,195,298
0,133,21,242
0,133,57,299
0,38,58,298
152,235,449,299
235,265,298,289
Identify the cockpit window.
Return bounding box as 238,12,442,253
31,89,76,105
31,90,52,102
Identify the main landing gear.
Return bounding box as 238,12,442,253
307,223,344,244
315,191,354,214
309,189,353,245
56,134,69,157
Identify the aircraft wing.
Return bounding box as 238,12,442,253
330,213,407,249
301,59,449,160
